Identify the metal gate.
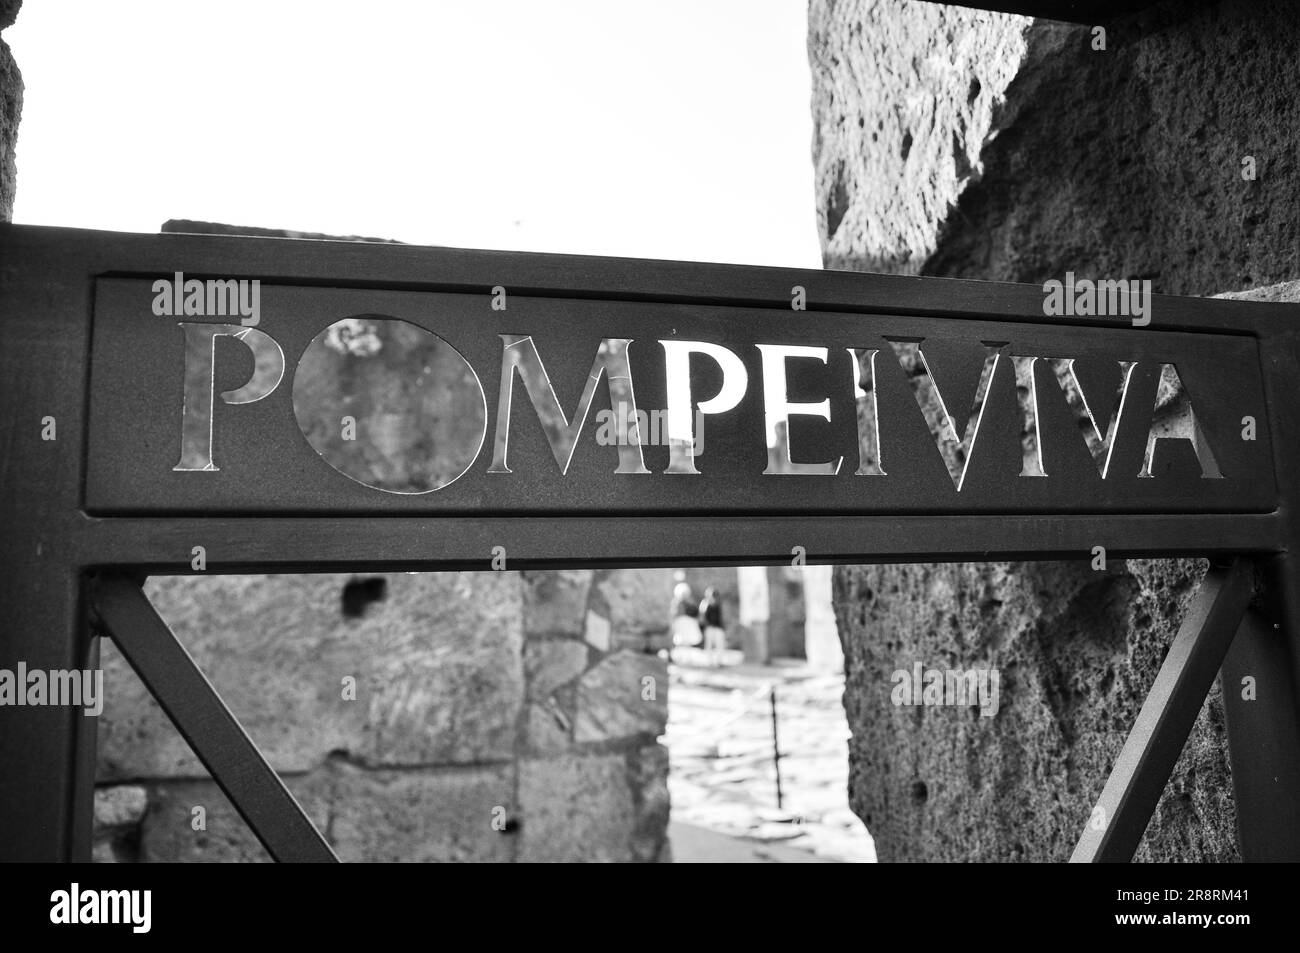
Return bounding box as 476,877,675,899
2,224,1297,862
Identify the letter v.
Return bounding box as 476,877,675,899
1048,358,1136,478
888,339,1003,491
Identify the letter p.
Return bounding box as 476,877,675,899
174,323,285,471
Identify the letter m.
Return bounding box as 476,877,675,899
101,891,130,923
50,669,79,705
1095,279,1127,316
946,669,979,706
489,336,650,475
206,279,240,317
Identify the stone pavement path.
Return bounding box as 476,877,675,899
664,653,876,863
668,821,836,863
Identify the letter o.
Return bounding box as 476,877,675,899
291,315,487,493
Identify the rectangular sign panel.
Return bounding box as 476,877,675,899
85,276,1275,516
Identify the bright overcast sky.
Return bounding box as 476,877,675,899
7,0,821,268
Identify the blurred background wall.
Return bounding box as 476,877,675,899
93,568,674,862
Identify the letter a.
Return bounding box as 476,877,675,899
1138,364,1222,479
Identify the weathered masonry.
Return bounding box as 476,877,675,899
1,224,1298,861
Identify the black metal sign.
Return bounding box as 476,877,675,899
85,277,1272,518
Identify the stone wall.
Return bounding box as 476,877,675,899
810,0,1300,861
0,0,20,221
94,569,673,862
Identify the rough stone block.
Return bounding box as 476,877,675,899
517,753,636,862
354,572,524,766
593,568,675,648
97,571,524,779
522,569,592,637
92,785,148,863
572,650,667,743
327,761,516,863
524,638,590,701
136,760,516,862
523,700,572,756
95,784,147,831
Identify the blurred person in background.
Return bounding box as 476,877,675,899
700,587,726,667
670,571,703,658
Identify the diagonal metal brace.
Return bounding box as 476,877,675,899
1070,557,1255,863
90,574,338,863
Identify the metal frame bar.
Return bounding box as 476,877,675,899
74,512,1287,574
89,574,337,863
1220,595,1300,861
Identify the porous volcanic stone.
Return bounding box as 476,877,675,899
811,0,1300,861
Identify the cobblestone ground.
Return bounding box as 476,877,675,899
664,651,876,863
